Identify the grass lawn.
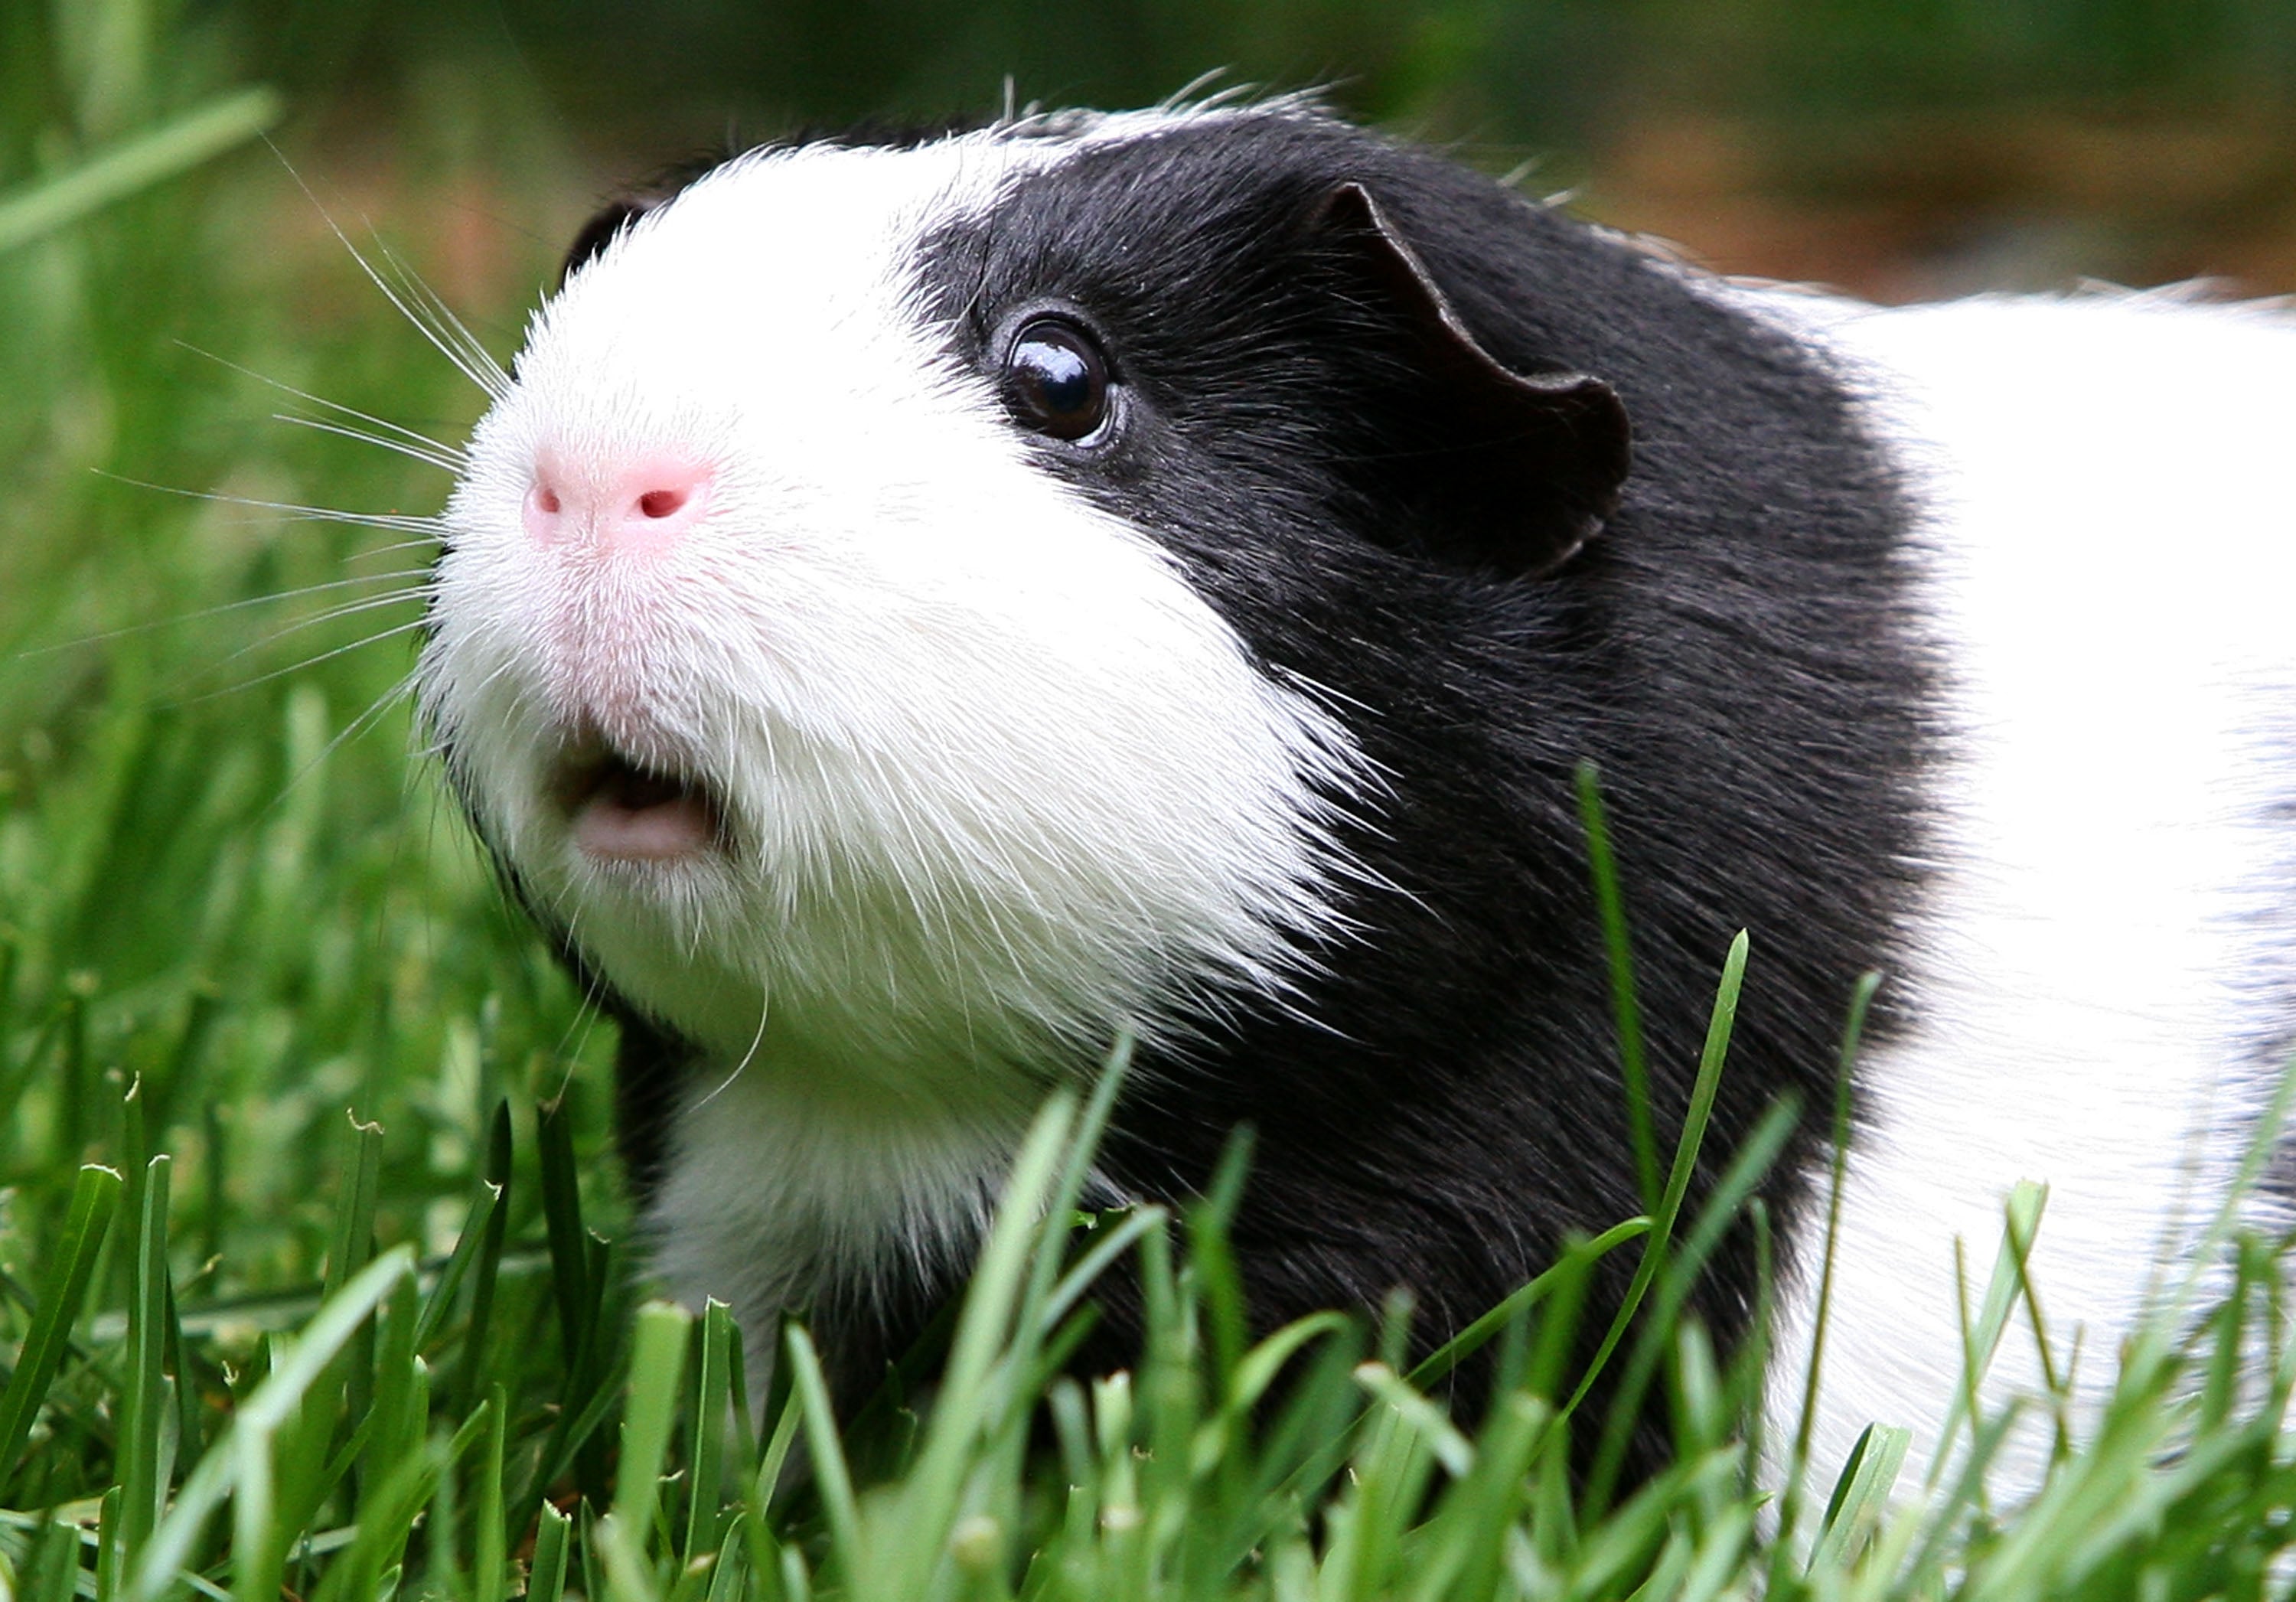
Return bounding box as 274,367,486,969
4,16,2295,1602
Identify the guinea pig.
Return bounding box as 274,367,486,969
414,97,2296,1496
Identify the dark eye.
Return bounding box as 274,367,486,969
1003,319,1112,442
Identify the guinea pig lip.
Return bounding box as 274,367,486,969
547,746,730,863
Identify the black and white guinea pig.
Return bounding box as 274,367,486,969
415,98,2296,1493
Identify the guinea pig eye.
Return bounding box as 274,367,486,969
1003,319,1112,442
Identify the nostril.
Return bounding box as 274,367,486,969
524,478,568,544
612,463,712,553
524,457,710,552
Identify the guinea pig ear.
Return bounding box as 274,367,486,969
1318,182,1631,578
560,196,660,286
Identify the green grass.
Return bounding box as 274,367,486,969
7,8,2296,1600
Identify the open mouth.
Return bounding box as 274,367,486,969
549,743,728,864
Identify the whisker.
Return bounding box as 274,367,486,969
259,670,423,821
173,338,470,465
321,670,422,767
165,617,435,706
208,588,435,670
269,147,509,403
367,246,510,403
373,236,514,399
690,989,774,1114
94,470,448,537
276,412,465,475
13,570,436,659
548,904,613,1094
355,226,513,403
278,586,435,628
349,539,449,563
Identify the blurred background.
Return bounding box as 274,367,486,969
20,0,2296,302
0,0,2292,1293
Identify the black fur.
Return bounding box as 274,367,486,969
579,112,1932,1483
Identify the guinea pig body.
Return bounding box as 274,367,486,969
417,101,2296,1493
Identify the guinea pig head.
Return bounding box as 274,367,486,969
417,114,1630,1102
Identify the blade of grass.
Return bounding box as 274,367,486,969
1038,1205,1167,1337
702,1518,748,1602
1578,760,1659,1214
96,1483,124,1602
413,1176,501,1356
749,1384,804,1520
475,1382,509,1602
0,87,285,256
309,1388,486,1602
1927,1180,2049,1493
452,1102,514,1416
163,1274,205,1498
119,1156,173,1574
781,1324,863,1589
581,1499,608,1602
685,1300,735,1561
0,1164,124,1497
875,1092,1078,1599
1810,1421,1911,1571
321,1115,386,1293
363,1275,421,1525
132,1248,416,1602
530,1501,573,1602
324,1112,384,1486
1565,932,1749,1445
1583,1093,1799,1509
1019,1033,1134,1332
597,1301,693,1602
1405,1218,1651,1392
537,1095,590,1369
1776,969,1882,1555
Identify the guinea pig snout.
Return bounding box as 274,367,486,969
523,452,713,556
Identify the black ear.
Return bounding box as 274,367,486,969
560,152,742,287
1318,182,1631,579
561,197,660,286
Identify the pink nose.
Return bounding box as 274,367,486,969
523,456,713,555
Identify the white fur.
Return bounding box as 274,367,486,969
419,122,1365,1362
1757,287,2296,1496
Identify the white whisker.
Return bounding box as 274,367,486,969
272,148,509,403
14,570,435,659
174,338,471,465
367,233,514,402
94,470,447,537
276,413,465,475
688,989,774,1114
317,670,422,770
258,670,422,821
167,617,434,706
209,589,435,669
350,539,449,563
